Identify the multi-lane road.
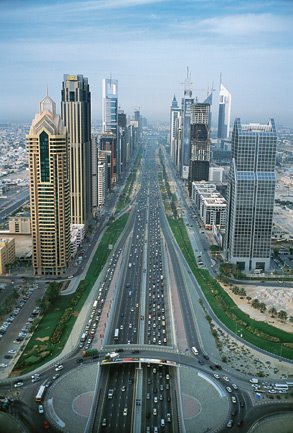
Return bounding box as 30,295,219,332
0,141,292,433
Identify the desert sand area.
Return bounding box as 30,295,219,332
222,282,293,333
214,282,293,378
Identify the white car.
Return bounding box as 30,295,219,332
55,364,64,372
38,404,44,414
0,363,8,368
14,381,24,388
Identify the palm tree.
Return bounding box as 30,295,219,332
278,310,288,321
269,307,277,317
259,303,267,313
251,298,261,309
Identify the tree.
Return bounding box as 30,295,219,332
277,310,288,321
251,299,261,309
269,307,277,318
259,303,267,313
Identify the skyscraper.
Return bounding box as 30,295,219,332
27,95,70,276
224,119,277,272
188,102,211,193
102,78,119,182
181,70,194,179
217,82,231,142
61,74,92,225
169,95,181,161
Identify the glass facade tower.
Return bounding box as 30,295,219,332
224,119,277,272
61,74,92,225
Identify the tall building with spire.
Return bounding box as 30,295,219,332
224,119,277,272
181,69,194,179
170,95,181,161
102,78,119,182
218,81,231,142
27,95,70,276
61,74,92,225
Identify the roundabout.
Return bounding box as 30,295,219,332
44,362,230,433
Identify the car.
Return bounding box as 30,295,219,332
43,420,50,430
232,383,238,390
121,385,126,392
45,380,53,388
8,349,17,354
14,381,24,388
52,373,60,380
146,427,151,433
237,419,243,426
0,363,8,368
203,354,209,360
123,408,128,416
146,393,150,400
231,396,237,404
223,376,230,382
38,404,44,414
161,419,165,427
101,418,107,427
55,364,63,372
167,413,171,422
159,394,163,401
153,408,157,416
213,374,220,379
227,419,233,428
226,387,232,393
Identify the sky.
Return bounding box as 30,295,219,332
0,0,292,126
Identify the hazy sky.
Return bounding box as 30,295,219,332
0,0,292,126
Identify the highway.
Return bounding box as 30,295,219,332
0,142,292,433
0,187,29,223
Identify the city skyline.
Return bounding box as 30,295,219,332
0,0,292,125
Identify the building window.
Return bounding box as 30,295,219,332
40,131,50,182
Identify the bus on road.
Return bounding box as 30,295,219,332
114,329,119,341
35,385,46,403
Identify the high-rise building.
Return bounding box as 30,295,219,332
188,102,211,193
170,95,181,161
102,78,119,181
181,70,194,179
218,82,231,142
118,110,127,172
27,95,70,276
224,119,277,272
61,74,92,225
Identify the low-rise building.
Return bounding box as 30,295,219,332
191,181,226,229
71,224,85,257
0,238,15,274
9,214,30,234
